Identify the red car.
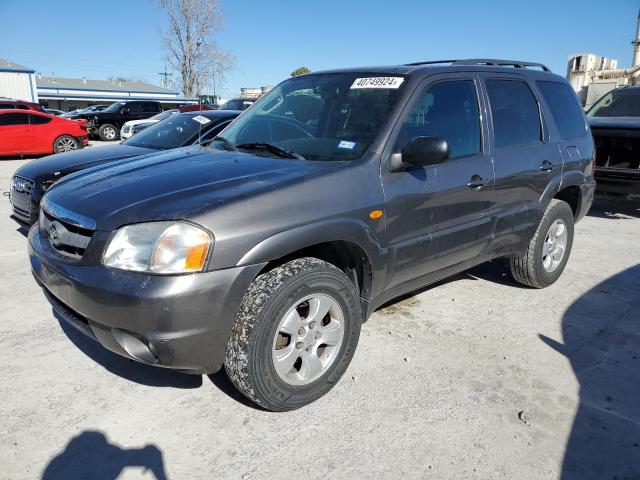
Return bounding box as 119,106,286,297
0,110,88,157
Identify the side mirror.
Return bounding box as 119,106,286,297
122,107,130,114
389,136,450,171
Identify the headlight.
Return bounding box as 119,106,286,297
103,221,211,274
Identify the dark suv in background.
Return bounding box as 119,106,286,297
29,59,595,411
87,100,162,141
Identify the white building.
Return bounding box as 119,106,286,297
0,58,38,103
36,75,196,111
567,10,640,107
0,57,199,111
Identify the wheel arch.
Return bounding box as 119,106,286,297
237,220,382,300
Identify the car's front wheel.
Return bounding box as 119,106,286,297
98,124,119,141
53,135,80,153
225,257,362,411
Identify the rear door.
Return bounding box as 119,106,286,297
479,74,564,244
0,112,30,155
381,73,494,290
27,113,54,153
535,80,591,180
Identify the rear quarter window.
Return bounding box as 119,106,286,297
537,81,587,140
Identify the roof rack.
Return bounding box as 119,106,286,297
406,59,551,72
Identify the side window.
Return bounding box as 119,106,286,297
396,79,481,159
29,114,52,125
536,81,586,140
127,102,142,113
142,102,159,113
0,113,29,126
0,103,16,109
486,79,542,149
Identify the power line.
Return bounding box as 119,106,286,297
158,66,173,88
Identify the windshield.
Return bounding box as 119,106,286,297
123,114,214,149
587,89,640,117
103,102,125,113
219,73,407,160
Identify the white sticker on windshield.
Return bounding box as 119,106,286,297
350,77,405,89
192,115,211,125
338,140,356,150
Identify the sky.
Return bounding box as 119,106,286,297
0,0,638,98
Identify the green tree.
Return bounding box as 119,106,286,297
290,66,311,77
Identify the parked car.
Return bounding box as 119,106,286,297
178,103,217,112
10,110,239,225
28,59,595,411
0,109,87,161
61,105,108,120
222,97,258,110
44,108,65,116
0,97,45,112
86,100,163,141
120,109,178,140
586,86,640,198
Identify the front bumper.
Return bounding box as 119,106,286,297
29,225,265,373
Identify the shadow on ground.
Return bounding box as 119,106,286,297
588,195,640,220
56,313,202,389
42,430,167,480
540,264,640,479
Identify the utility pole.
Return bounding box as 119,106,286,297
158,66,173,88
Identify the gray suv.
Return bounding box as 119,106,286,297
28,59,596,411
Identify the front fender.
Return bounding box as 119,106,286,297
237,218,385,270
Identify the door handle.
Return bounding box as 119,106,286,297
539,161,553,172
467,175,487,189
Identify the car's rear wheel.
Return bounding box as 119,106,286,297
224,257,362,411
98,124,119,141
53,135,80,153
510,199,575,288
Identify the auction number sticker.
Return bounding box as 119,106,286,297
350,77,405,89
192,115,211,125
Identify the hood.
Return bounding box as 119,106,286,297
43,146,338,231
15,144,156,182
587,117,640,130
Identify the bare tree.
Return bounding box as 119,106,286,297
157,0,234,97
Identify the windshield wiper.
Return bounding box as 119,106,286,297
235,142,305,160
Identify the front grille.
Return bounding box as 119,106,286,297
41,209,94,260
10,175,35,223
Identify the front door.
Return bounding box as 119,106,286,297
381,74,494,291
0,112,30,156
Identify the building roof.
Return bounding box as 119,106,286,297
36,76,178,94
0,58,35,73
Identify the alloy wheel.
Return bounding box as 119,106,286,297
272,294,345,386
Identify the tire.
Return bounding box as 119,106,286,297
98,124,119,141
224,257,362,411
510,199,574,288
53,135,80,153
